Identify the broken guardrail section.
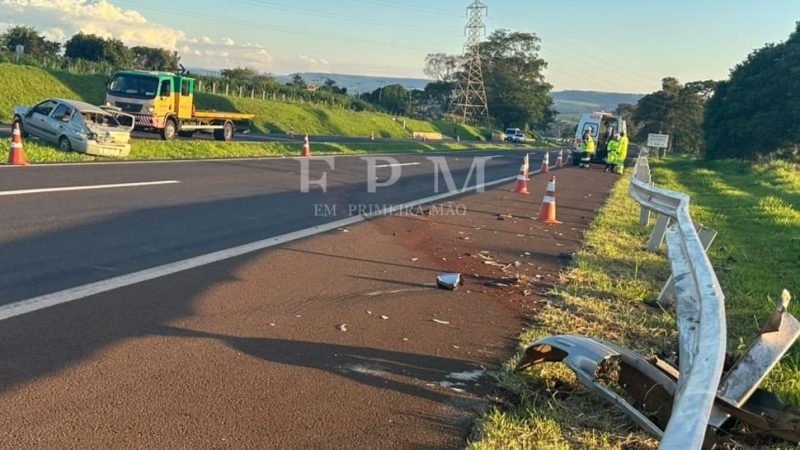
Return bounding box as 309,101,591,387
515,151,799,449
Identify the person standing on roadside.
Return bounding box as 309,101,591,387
617,131,630,174
580,127,595,168
605,133,621,173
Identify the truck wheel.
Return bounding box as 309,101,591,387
162,118,177,141
214,121,234,141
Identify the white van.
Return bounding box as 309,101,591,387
572,112,627,165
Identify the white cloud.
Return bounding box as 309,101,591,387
0,0,276,72
297,53,330,70
0,0,186,49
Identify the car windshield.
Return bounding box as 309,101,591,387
81,111,121,128
108,74,159,99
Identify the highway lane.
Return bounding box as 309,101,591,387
0,149,551,306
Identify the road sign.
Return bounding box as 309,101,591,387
647,133,670,148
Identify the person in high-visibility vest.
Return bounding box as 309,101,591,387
605,133,620,173
580,128,595,168
617,131,630,174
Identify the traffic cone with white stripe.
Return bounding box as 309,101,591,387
556,149,563,169
8,122,28,166
540,152,550,173
302,134,312,157
537,176,562,224
511,154,530,195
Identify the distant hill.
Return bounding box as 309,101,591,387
191,69,642,120
551,90,643,120
277,73,429,94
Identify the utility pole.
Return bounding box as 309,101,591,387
451,0,489,124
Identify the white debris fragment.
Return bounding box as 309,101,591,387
432,319,451,325
336,323,348,332
380,315,389,320
447,370,486,381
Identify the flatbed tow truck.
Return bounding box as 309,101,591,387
105,69,254,141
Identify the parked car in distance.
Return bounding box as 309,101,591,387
12,98,135,157
504,128,527,143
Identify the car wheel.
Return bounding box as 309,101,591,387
58,136,72,152
162,119,177,141
12,117,28,138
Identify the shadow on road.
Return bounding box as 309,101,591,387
157,325,482,405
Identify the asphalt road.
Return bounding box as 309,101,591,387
0,149,548,306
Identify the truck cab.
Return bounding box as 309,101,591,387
572,112,627,165
106,70,253,141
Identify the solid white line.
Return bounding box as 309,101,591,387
375,162,422,168
0,170,542,321
0,180,180,197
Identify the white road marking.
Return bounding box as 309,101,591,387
0,169,547,322
0,180,180,197
374,162,421,168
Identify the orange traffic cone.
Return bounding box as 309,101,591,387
512,154,530,195
302,134,312,157
537,176,562,224
556,149,563,169
8,123,28,166
540,152,550,173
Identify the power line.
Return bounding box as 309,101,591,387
229,0,462,38
112,0,441,53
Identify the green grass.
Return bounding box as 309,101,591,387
0,63,502,142
0,64,106,122
0,136,515,164
648,156,800,407
469,155,799,449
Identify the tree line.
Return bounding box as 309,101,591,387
619,22,800,160
361,29,555,131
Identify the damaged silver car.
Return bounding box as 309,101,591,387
12,98,135,157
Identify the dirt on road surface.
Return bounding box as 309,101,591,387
0,167,618,449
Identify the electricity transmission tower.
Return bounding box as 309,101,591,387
451,0,489,124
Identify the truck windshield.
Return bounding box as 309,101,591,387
108,74,159,99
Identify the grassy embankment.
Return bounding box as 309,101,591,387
0,63,528,163
469,155,800,449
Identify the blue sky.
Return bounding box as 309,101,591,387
2,0,799,92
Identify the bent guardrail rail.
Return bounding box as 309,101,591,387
629,152,727,450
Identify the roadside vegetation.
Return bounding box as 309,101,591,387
0,63,510,144
469,156,799,449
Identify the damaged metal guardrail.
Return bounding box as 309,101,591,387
629,151,727,449
516,152,800,449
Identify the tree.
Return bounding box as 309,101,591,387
132,46,180,70
0,26,60,58
704,22,800,160
361,84,414,115
320,78,347,95
632,77,713,153
288,74,308,90
478,29,555,129
221,67,259,81
64,33,106,62
102,37,133,67
423,53,460,82
417,81,456,119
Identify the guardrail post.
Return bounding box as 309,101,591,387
647,214,670,252
657,225,718,306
